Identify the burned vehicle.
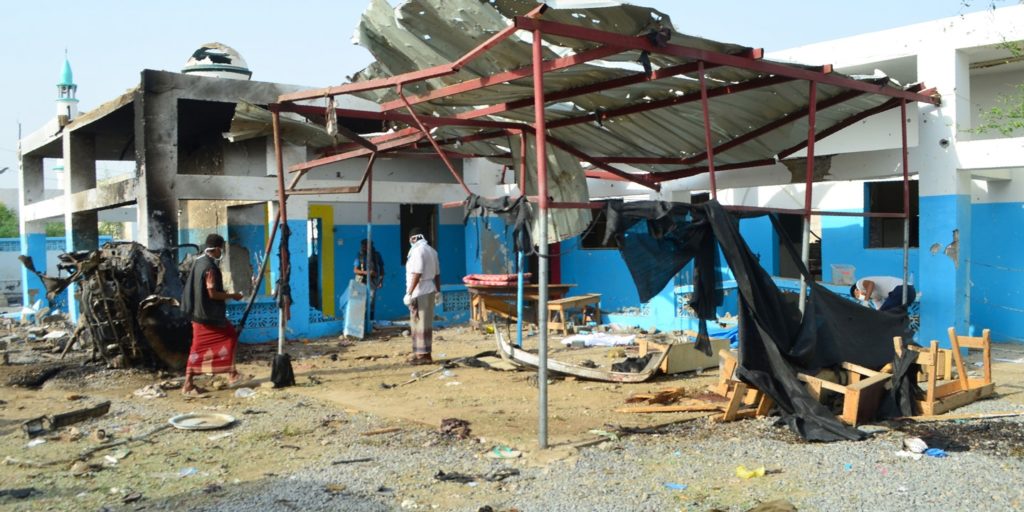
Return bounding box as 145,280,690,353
21,242,198,370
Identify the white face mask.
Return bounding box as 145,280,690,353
204,248,224,262
409,234,426,247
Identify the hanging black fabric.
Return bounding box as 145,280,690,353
603,200,723,355
605,199,913,442
464,194,535,257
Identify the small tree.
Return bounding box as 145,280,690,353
45,222,65,237
0,204,18,238
98,222,124,239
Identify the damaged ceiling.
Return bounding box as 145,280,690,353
274,0,937,242
336,0,931,176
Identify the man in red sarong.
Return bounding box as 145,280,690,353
180,234,246,396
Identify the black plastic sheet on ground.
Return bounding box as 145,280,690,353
605,199,913,442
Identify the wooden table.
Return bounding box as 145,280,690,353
466,283,575,324
547,293,601,336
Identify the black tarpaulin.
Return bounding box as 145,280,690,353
605,199,913,442
603,200,722,355
464,194,535,257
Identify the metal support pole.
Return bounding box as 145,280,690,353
516,130,527,349
532,27,550,450
516,251,525,348
900,100,911,303
697,61,718,200
271,107,290,355
799,81,818,314
366,156,375,335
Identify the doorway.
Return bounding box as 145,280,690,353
776,213,821,281
400,204,438,265
307,205,335,316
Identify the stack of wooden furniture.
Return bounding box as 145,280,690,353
892,327,994,416
711,326,995,424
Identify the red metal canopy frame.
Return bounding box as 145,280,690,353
269,3,937,447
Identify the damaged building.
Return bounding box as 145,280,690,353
15,1,1024,350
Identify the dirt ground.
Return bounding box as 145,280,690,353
2,324,1023,510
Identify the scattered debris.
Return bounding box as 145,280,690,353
481,467,519,482
746,500,797,512
69,460,93,476
735,465,766,479
133,384,167,399
439,418,472,440
90,429,109,443
903,437,928,453
0,488,36,499
234,387,256,398
331,457,373,465
122,492,143,504
611,353,655,373
434,470,476,483
79,424,172,461
23,401,111,438
360,427,402,437
662,482,687,491
7,363,67,388
324,483,347,494
484,445,521,459
897,411,1024,422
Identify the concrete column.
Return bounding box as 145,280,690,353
19,154,48,308
63,131,100,252
916,48,972,345
61,130,99,321
135,83,179,250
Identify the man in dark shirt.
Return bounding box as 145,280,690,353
180,234,247,396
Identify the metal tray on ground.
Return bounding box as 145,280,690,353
168,412,236,430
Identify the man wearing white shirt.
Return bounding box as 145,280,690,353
850,275,915,311
404,227,440,364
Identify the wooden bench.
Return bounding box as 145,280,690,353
546,294,601,335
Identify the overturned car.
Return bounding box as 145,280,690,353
21,242,198,370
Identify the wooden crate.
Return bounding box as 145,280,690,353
639,337,730,374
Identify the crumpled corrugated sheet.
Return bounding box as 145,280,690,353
339,0,908,242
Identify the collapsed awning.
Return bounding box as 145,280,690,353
271,0,936,243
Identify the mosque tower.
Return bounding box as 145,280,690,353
56,53,79,121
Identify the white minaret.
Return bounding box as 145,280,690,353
56,53,79,121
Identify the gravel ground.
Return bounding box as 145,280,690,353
4,343,1024,512
136,397,1024,512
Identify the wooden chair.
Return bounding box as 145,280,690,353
893,328,995,416
713,349,773,422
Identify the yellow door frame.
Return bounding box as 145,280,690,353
307,204,336,316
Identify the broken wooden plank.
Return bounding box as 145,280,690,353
360,427,402,436
896,410,1024,422
45,401,111,430
616,403,724,413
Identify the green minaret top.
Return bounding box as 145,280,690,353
58,57,75,87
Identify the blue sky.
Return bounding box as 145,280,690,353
0,0,1010,189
